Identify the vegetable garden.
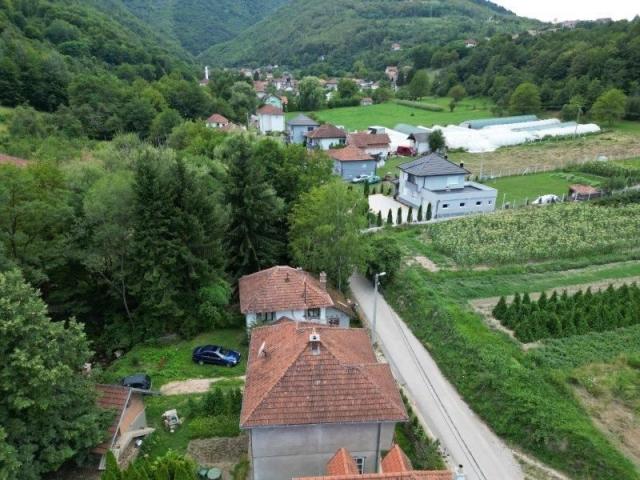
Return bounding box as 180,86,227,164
427,203,640,265
493,284,640,342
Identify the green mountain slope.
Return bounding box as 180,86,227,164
198,0,540,71
119,0,291,55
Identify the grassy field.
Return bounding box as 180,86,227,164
101,329,247,387
482,171,604,207
374,220,640,478
288,96,494,131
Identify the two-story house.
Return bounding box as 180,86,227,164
257,104,285,133
397,153,497,219
239,266,352,329
242,321,408,480
305,124,347,150
287,114,319,144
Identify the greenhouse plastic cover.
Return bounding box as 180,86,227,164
429,119,601,153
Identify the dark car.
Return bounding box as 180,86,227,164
192,345,241,367
121,373,152,390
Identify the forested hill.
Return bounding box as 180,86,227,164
198,0,540,72
118,0,291,56
432,19,640,114
0,0,193,111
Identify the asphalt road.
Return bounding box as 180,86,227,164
350,273,524,480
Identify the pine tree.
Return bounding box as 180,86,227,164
537,292,548,311
493,296,508,320
407,207,413,223
426,202,432,220
386,209,393,225
417,204,423,222
522,292,531,305
396,207,403,225
364,181,370,196
376,210,383,227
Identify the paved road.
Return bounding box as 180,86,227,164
350,273,523,480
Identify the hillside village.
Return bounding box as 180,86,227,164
1,2,640,480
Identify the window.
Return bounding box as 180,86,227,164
256,312,276,322
306,308,321,319
408,174,416,184
488,200,492,205
459,202,466,207
476,201,482,206
328,317,340,327
442,203,449,209
354,457,365,474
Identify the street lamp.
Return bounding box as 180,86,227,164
372,272,386,345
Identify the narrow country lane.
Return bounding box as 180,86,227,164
350,273,524,480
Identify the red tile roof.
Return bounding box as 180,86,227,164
241,320,407,428
327,448,359,476
239,266,333,314
93,385,131,455
258,104,284,115
327,145,373,162
305,124,347,139
0,153,29,167
294,446,452,480
382,445,413,473
207,113,229,124
348,133,391,149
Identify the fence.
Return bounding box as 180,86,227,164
476,153,633,181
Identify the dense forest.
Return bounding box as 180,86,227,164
118,0,289,55
200,0,539,73
430,19,640,116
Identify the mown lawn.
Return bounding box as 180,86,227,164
101,329,247,387
482,171,604,207
289,96,493,131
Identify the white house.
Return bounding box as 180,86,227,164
305,124,347,150
257,104,285,134
206,113,230,129
242,321,407,480
238,266,352,329
397,153,497,219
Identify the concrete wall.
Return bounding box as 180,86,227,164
289,125,316,144
335,160,377,180
249,422,396,480
326,307,350,328
259,114,285,133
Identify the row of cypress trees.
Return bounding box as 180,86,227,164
493,283,640,342
375,203,433,226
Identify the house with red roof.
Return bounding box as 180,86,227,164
242,320,408,480
348,131,391,159
327,145,377,181
257,104,285,134
93,385,154,469
206,113,230,129
305,124,347,150
293,445,458,480
239,266,352,329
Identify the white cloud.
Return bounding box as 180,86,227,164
492,0,640,22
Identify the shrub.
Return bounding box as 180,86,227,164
393,100,444,112
189,415,240,439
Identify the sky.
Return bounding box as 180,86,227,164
492,0,640,22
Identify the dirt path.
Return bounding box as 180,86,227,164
160,376,245,395
407,255,440,272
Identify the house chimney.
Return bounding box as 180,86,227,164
309,330,321,355
444,154,449,160
319,272,327,291
459,162,464,169
205,66,209,80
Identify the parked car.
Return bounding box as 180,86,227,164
396,146,416,156
121,373,152,390
365,175,381,184
532,194,560,205
192,345,241,367
351,174,371,183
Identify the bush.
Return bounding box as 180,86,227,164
393,100,444,112
201,387,243,416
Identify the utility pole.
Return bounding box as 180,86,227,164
372,272,386,346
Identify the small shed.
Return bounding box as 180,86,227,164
206,114,230,129
569,184,602,201
407,131,430,154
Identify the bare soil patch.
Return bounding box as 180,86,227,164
160,376,245,395
188,436,249,479
573,387,640,468
409,255,440,272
